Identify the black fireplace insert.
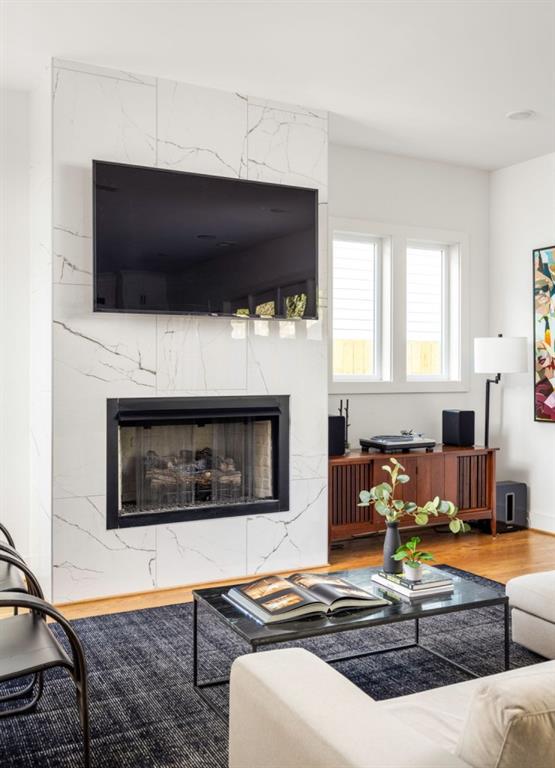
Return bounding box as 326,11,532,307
106,395,289,529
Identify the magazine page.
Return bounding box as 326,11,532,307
289,573,378,605
236,575,321,616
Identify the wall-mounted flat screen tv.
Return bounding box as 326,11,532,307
93,160,318,318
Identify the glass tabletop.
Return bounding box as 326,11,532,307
193,565,506,646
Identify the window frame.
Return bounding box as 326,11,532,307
329,217,469,395
331,232,384,383
405,240,450,382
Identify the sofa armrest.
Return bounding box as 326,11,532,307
229,648,471,768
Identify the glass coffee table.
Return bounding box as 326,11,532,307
192,565,509,721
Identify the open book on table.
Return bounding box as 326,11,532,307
225,572,391,624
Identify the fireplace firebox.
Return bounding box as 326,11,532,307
106,396,289,529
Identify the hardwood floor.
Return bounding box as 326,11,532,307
56,528,555,621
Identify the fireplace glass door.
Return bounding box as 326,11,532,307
119,418,275,517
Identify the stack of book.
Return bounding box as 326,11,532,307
371,567,454,600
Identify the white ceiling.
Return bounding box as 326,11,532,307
2,0,554,170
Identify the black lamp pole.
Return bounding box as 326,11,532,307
483,333,503,448
484,374,501,448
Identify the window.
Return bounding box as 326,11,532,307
406,244,447,379
332,235,382,380
330,221,464,392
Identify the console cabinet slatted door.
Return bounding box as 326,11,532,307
328,446,498,552
328,458,373,543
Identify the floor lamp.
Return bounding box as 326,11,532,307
474,335,528,447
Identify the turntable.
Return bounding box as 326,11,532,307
360,430,436,453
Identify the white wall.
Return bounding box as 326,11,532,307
328,145,490,445
489,153,555,532
28,68,53,596
0,89,31,557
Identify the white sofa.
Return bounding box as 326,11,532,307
506,570,555,659
229,648,555,768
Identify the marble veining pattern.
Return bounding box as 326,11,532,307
50,60,329,601
157,79,248,178
246,101,328,200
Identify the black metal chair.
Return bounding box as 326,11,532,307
0,591,91,767
0,543,43,621
0,549,46,725
0,521,15,548
0,522,29,599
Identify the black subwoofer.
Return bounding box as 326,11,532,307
496,481,528,532
442,410,475,447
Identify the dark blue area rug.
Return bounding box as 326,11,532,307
0,567,544,767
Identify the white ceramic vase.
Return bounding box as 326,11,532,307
403,562,423,581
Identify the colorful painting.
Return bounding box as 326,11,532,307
534,246,555,422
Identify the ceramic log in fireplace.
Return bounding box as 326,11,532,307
106,396,289,529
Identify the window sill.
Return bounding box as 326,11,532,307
329,380,469,395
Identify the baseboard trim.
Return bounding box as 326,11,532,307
529,527,555,538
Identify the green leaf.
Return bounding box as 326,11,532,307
463,523,471,533
420,553,434,561
393,499,405,510
449,518,462,534
391,553,405,561
439,500,450,514
375,501,388,516
432,496,440,508
381,465,392,474
405,502,417,513
390,457,399,465
414,513,429,526
359,490,371,504
397,474,410,484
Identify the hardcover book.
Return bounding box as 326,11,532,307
371,572,454,600
225,572,391,624
377,566,453,591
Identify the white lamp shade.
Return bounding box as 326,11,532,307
474,336,528,374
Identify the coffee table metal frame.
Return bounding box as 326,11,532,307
192,569,510,722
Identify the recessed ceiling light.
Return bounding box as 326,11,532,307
506,110,536,121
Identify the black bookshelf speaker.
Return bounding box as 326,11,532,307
328,416,345,456
442,410,475,447
496,481,528,531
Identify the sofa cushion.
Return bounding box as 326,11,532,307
506,570,555,623
511,606,555,659
456,663,555,768
378,677,477,753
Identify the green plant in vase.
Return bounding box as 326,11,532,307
392,536,434,582
358,457,469,574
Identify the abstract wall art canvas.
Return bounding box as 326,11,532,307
534,246,555,422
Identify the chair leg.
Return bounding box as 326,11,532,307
76,682,91,768
0,672,44,717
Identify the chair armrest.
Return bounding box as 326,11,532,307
0,591,68,622
0,521,15,548
0,541,24,560
0,591,88,689
0,551,44,598
229,648,471,768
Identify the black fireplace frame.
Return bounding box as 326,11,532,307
106,395,289,529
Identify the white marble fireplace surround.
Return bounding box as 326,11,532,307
50,59,329,602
